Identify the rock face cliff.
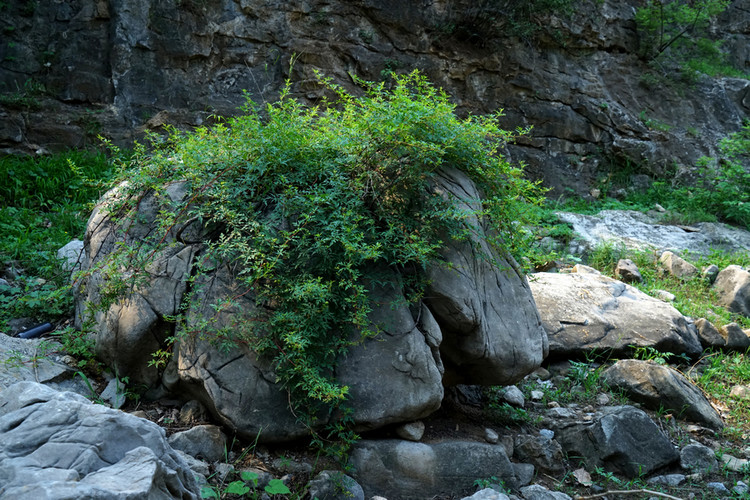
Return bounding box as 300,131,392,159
1,0,748,195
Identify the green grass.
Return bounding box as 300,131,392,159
0,150,116,326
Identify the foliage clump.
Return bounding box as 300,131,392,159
102,71,543,451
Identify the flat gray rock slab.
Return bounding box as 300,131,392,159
0,381,200,500
558,210,750,257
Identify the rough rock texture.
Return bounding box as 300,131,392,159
424,168,548,385
719,322,750,350
0,381,199,500
0,334,88,396
548,405,679,478
615,258,642,283
680,443,720,474
557,210,750,257
514,433,565,474
528,271,702,358
659,251,699,279
349,439,518,499
713,265,750,316
2,1,749,201
307,471,365,500
167,425,227,463
602,359,723,430
694,318,726,349
75,170,546,442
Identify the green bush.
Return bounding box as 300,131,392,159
98,71,544,452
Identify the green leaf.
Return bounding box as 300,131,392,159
200,486,219,499
224,480,251,495
240,470,260,485
264,478,291,495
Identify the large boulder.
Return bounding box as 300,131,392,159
713,265,750,317
76,169,547,442
349,439,519,499
0,382,199,499
602,359,723,430
547,405,679,478
528,271,702,359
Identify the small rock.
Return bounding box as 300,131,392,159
502,386,525,407
214,462,234,480
57,239,85,276
654,203,666,212
647,474,685,486
539,429,555,439
615,259,642,283
484,428,499,444
461,489,510,500
720,322,750,350
530,390,544,401
307,470,364,500
721,453,749,472
396,421,425,441
730,385,750,399
572,264,601,274
694,318,725,348
734,481,749,495
680,443,719,473
707,482,729,493
702,264,720,283
99,377,127,409
519,484,572,499
179,399,207,424
530,367,551,380
659,251,698,278
595,393,610,405
655,290,675,302
130,410,148,419
513,463,535,487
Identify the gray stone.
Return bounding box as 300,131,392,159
519,484,572,500
349,440,518,499
57,239,85,277
461,489,511,500
100,376,127,409
680,443,719,473
178,399,207,424
707,482,730,493
659,251,699,278
733,481,749,495
703,264,720,283
167,425,228,463
655,290,675,302
720,453,749,472
694,318,726,349
528,272,702,358
615,259,642,283
501,385,526,407
556,211,750,258
646,474,685,486
549,406,678,478
484,428,499,444
730,385,750,398
513,463,535,487
714,265,750,316
307,470,364,500
0,381,199,499
424,168,548,386
719,322,750,350
602,359,723,430
395,421,425,442
514,433,565,474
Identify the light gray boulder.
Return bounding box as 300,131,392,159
349,439,518,499
0,334,90,396
461,489,510,500
77,170,549,442
713,265,750,316
659,251,698,278
307,470,364,500
528,271,702,358
602,359,723,430
424,168,548,386
167,425,227,463
0,381,199,500
547,405,678,478
520,484,573,500
57,239,85,277
556,210,750,257
615,258,642,283
680,443,720,473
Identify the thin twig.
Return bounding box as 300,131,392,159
576,489,684,500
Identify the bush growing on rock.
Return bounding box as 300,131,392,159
81,71,545,449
